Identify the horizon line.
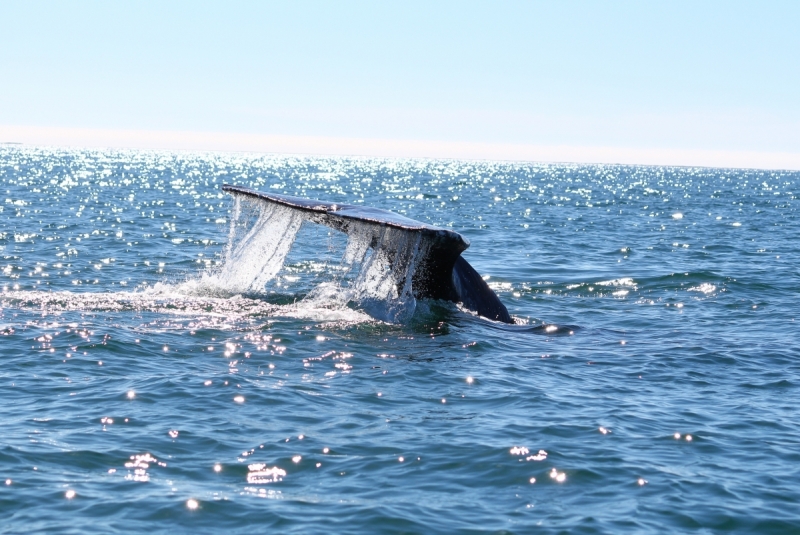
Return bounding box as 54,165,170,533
1,124,799,172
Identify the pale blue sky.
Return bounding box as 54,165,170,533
1,1,798,165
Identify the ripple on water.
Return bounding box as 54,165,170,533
0,148,799,533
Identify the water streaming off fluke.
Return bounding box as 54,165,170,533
217,185,512,323
210,192,430,323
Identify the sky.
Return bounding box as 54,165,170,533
1,1,798,169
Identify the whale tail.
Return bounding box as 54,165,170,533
222,185,512,323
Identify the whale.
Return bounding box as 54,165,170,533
222,184,513,323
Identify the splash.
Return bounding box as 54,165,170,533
346,224,424,323
201,192,428,323
181,196,305,297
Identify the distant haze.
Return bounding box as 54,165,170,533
1,1,798,169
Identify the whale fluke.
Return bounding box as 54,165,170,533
222,184,512,323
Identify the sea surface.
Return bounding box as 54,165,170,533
1,147,798,534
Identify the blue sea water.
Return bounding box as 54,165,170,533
0,147,798,534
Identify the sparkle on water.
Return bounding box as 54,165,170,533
1,147,799,533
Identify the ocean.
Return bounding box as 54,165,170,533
1,147,798,533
